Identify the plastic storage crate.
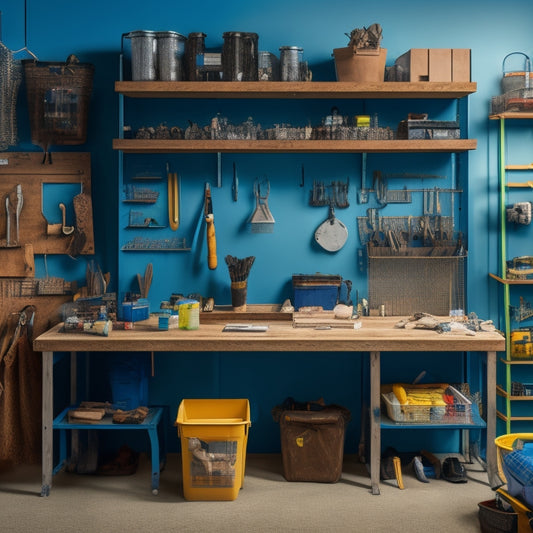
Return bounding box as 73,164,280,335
381,384,472,424
175,399,251,501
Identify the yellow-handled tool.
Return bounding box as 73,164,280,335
167,165,179,231
204,183,217,269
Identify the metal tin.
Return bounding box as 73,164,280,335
126,30,157,81
156,31,187,81
222,31,258,81
280,46,303,81
258,51,279,81
185,32,206,81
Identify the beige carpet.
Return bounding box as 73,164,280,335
1,453,494,532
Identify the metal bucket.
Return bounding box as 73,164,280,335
502,52,532,94
156,31,187,81
279,46,303,81
126,30,157,81
222,31,258,81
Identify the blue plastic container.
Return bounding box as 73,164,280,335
109,357,149,410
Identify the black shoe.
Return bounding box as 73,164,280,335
441,457,467,483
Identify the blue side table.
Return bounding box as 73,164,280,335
53,406,165,494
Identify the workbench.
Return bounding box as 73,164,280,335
34,316,505,496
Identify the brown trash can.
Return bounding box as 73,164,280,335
274,405,350,483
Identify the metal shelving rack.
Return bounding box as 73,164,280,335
489,112,533,433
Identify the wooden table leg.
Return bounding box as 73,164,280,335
41,350,53,496
486,350,503,488
370,350,381,495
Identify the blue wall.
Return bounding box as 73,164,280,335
3,0,533,454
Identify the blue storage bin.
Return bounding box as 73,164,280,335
293,286,339,311
292,274,342,311
109,356,149,410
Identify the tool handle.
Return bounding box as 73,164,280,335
206,213,217,269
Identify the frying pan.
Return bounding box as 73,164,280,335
314,205,348,252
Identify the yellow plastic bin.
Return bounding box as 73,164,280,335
495,433,533,483
175,399,251,501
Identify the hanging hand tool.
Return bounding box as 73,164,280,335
314,203,348,252
59,202,74,235
15,184,23,244
204,183,217,269
232,162,238,202
167,164,179,231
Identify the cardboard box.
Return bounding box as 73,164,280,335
394,49,429,81
429,49,452,81
394,48,471,82
452,49,471,81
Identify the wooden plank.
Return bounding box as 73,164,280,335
113,139,477,154
0,244,35,277
33,316,506,354
0,153,94,255
200,304,292,323
115,81,477,99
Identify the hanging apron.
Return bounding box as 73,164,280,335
0,306,41,465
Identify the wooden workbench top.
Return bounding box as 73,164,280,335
33,316,505,353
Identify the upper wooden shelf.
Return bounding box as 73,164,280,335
490,112,533,120
112,139,477,154
115,81,477,99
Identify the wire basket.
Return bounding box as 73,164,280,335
23,57,94,150
381,384,472,424
367,245,466,316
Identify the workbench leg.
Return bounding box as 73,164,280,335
486,350,503,488
370,351,381,495
148,428,160,495
41,350,53,497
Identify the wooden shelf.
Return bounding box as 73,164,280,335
497,384,533,399
497,410,533,422
115,81,477,100
489,272,533,285
500,358,533,365
113,138,477,154
490,112,533,120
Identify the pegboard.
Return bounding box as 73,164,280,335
0,153,94,263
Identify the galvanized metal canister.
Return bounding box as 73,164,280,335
156,31,187,81
222,32,258,81
280,46,303,81
258,51,280,81
126,30,157,81
185,32,206,81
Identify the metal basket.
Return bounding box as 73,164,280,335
381,385,472,424
23,57,94,151
367,245,466,316
502,52,532,94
